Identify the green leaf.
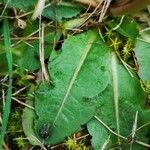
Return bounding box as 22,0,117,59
14,29,61,72
6,0,37,11
117,17,139,40
15,42,40,71
109,17,139,40
87,119,109,150
42,2,83,22
63,17,88,30
3,0,82,20
87,53,149,149
22,98,38,145
22,85,45,146
135,39,150,82
34,29,111,144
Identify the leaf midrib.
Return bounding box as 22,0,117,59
53,32,97,124
111,53,120,144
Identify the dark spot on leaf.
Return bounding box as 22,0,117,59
39,124,51,139
54,70,63,76
101,66,106,71
82,97,91,102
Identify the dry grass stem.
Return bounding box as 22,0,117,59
12,97,34,110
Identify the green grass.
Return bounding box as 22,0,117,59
0,19,13,149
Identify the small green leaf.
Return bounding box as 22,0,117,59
87,119,109,150
15,42,40,71
14,29,61,72
6,0,37,11
135,39,150,82
42,2,83,22
22,98,38,145
63,17,88,30
109,17,139,40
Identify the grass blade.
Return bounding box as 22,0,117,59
0,18,13,149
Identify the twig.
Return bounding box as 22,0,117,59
136,38,150,44
99,0,112,23
7,130,23,133
135,140,150,148
0,113,2,125
131,111,138,142
30,135,47,150
3,141,9,150
94,116,127,140
98,27,105,42
113,15,125,30
32,0,46,20
0,0,11,17
12,84,30,96
73,0,99,8
12,97,34,110
116,52,133,77
0,75,8,83
136,121,150,132
76,134,89,140
50,143,64,149
39,17,49,81
23,41,34,47
130,111,138,150
13,137,28,140
0,37,39,41
11,29,40,47
140,27,150,33
76,2,102,32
